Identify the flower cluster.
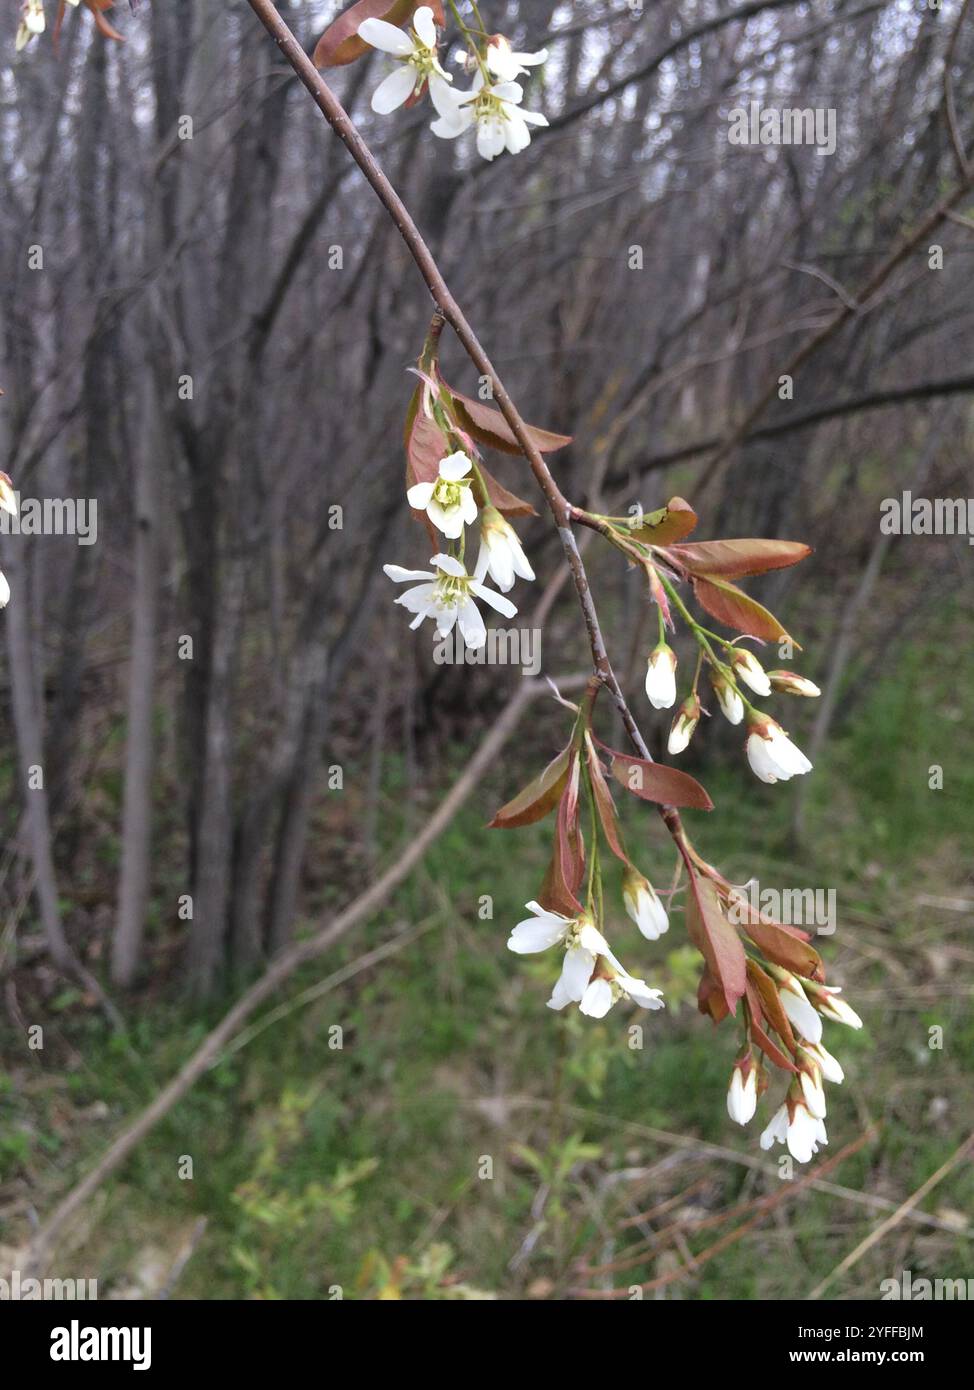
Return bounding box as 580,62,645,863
597,499,820,784
358,9,548,161
384,337,542,648
508,902,663,1018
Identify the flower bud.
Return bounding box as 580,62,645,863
667,692,701,755
726,1053,758,1125
768,966,823,1044
767,670,821,698
804,981,863,1030
622,867,669,940
645,642,677,709
710,670,743,725
745,715,812,784
730,648,771,696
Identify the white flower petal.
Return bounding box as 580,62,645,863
371,65,418,115
470,582,517,619
439,450,472,481
579,978,614,1018
358,18,414,56
383,564,434,583
406,480,435,509
430,553,465,577
413,5,436,48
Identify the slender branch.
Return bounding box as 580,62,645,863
245,0,684,848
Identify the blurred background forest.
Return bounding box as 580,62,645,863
1,0,972,1300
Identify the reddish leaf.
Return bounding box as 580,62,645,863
449,386,572,457
692,576,792,644
746,960,799,1056
489,748,571,829
746,982,799,1072
601,744,713,811
583,738,630,866
314,0,443,68
668,538,811,580
743,915,824,981
539,758,585,918
477,462,538,519
697,969,730,1024
685,869,746,1015
626,497,698,545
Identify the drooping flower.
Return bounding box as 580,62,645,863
476,505,534,593
745,716,812,784
16,0,46,51
357,6,456,117
711,671,744,725
767,669,821,698
406,451,478,538
579,968,664,1019
383,552,515,649
760,1095,828,1164
804,1039,845,1084
485,34,548,83
797,1049,827,1119
645,642,677,709
431,71,548,161
727,1055,758,1125
667,692,701,754
622,867,669,940
773,968,823,1044
805,982,863,1031
730,647,771,697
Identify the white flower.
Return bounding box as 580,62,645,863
0,571,9,608
746,718,812,784
579,967,664,1018
775,970,823,1044
731,648,771,697
805,1040,845,1084
383,552,516,649
768,670,821,698
505,905,607,1012
712,673,744,725
431,71,548,161
667,695,701,755
760,1099,828,1164
810,984,863,1031
0,473,17,516
727,1063,758,1125
358,6,456,118
547,922,611,1011
485,34,548,83
406,451,478,538
645,643,677,710
16,0,46,50
476,505,534,593
798,1055,827,1119
623,869,669,940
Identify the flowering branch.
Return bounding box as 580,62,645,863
247,0,860,1165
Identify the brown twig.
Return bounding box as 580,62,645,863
245,0,684,856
